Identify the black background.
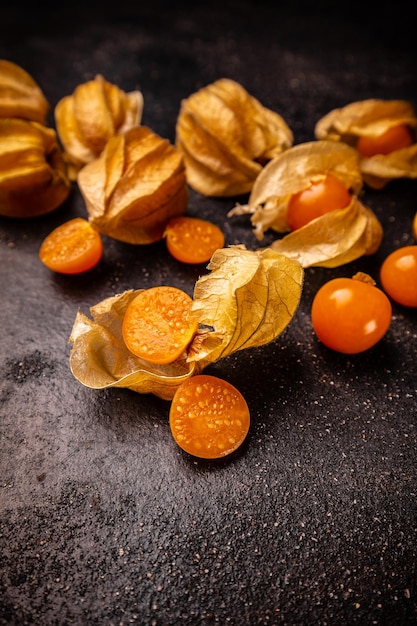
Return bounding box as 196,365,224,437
1,2,416,624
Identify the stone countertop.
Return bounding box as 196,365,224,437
0,2,416,624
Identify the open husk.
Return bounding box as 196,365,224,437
268,200,382,268
176,78,293,197
55,74,144,180
69,246,303,400
187,246,303,369
77,126,188,244
228,140,383,267
315,99,417,189
69,290,198,401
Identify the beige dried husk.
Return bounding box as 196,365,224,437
55,74,144,180
69,246,303,400
0,118,71,218
0,59,50,124
315,99,417,189
175,78,293,197
187,246,303,370
77,126,188,244
228,140,383,268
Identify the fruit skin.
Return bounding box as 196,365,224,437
311,274,392,354
380,245,417,308
286,172,351,231
356,124,414,158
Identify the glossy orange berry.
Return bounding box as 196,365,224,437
286,172,351,231
311,273,392,354
380,245,417,308
356,124,413,158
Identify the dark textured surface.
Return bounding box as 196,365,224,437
1,2,416,625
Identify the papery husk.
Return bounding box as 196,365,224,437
55,74,144,180
229,140,363,236
69,247,303,399
228,140,382,267
175,78,293,197
315,99,417,189
359,145,417,190
188,246,304,369
77,126,188,244
0,59,50,124
0,118,71,218
269,199,383,268
69,290,198,401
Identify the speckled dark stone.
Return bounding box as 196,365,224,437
1,2,416,625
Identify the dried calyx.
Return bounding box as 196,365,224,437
77,126,188,244
176,78,293,197
0,59,70,218
228,140,383,268
0,59,50,124
0,118,70,218
69,246,304,399
315,99,417,189
55,74,144,180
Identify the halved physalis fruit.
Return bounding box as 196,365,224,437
122,286,198,364
164,216,225,264
169,374,250,459
39,217,103,274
